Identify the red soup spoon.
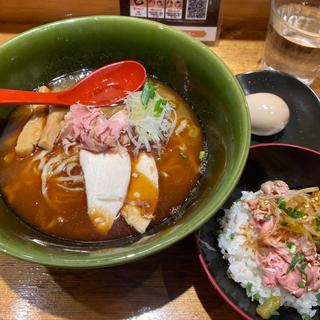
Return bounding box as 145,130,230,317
0,60,147,107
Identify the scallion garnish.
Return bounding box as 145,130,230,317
252,293,260,302
125,87,176,154
287,253,304,273
302,314,311,320
263,214,271,222
153,98,167,117
315,239,320,246
141,80,157,106
199,150,206,161
287,241,294,248
297,262,308,281
230,233,235,240
179,153,188,159
278,199,304,219
316,293,320,305
287,241,297,254
297,281,306,288
246,282,253,295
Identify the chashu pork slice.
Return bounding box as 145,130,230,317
15,113,46,157
80,149,131,234
38,106,67,150
15,85,50,157
121,152,159,234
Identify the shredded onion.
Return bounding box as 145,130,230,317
125,90,176,155
251,187,320,255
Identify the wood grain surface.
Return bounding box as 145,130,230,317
0,10,319,320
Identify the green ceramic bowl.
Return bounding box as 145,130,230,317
0,16,250,268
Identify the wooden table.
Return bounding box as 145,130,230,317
0,23,319,320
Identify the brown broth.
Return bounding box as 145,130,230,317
0,79,205,242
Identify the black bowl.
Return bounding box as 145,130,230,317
196,144,320,320
237,70,320,151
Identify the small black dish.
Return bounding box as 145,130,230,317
236,70,320,151
196,144,320,320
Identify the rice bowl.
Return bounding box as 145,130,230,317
219,185,320,319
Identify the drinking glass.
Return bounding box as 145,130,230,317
262,0,320,85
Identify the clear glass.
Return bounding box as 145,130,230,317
262,0,320,85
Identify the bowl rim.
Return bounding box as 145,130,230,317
0,15,250,268
196,142,320,320
236,69,320,106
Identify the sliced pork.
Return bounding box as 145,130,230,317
38,106,67,150
15,86,50,156
60,104,128,153
15,112,46,157
246,182,320,297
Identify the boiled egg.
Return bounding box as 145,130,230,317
246,93,290,136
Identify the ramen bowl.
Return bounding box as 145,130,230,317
0,16,250,267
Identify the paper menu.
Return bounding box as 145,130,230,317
120,0,221,43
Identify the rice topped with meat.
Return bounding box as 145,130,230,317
218,181,320,319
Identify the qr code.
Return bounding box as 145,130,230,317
185,0,209,20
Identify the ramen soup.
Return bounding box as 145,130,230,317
0,71,206,241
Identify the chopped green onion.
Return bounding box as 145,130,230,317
316,219,320,231
316,293,320,305
287,253,304,274
297,262,308,281
278,199,287,210
141,80,157,106
230,233,235,240
289,246,297,254
153,99,167,117
297,281,306,288
199,150,206,161
278,199,304,219
299,262,308,272
252,293,260,302
271,310,280,316
302,314,311,320
179,153,188,159
125,87,176,154
287,241,295,248
263,214,271,222
314,239,320,246
246,282,253,295
287,242,297,254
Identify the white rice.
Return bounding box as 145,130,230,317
218,191,319,318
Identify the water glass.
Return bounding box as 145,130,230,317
262,0,320,85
